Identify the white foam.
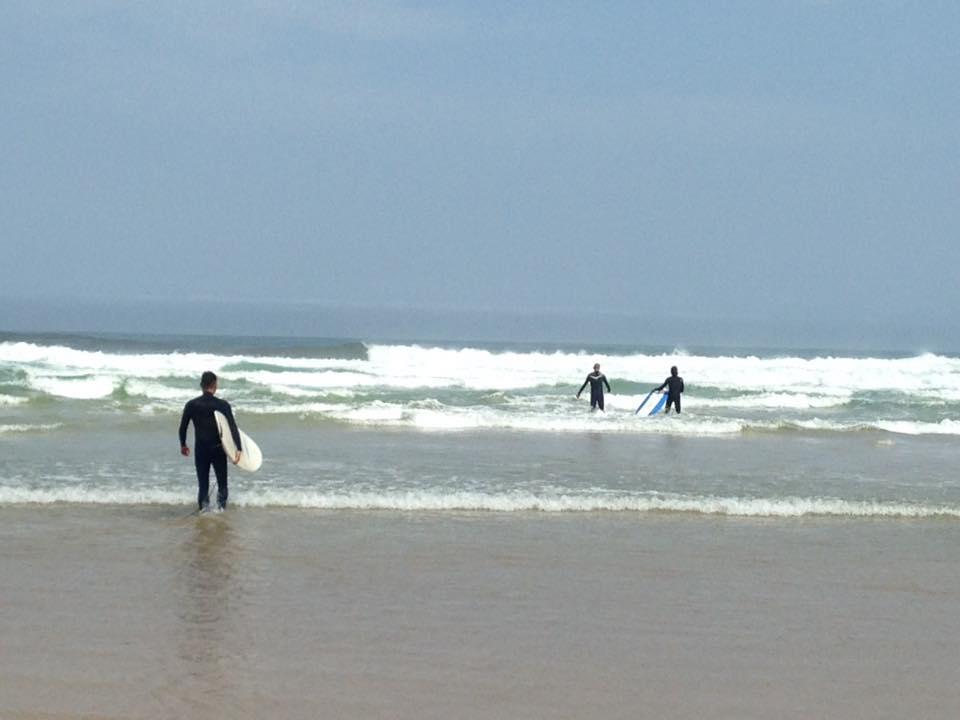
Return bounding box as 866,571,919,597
875,419,960,436
122,379,195,401
6,340,960,400
685,393,849,410
0,486,183,505
1,485,956,518
235,369,383,390
360,345,960,398
5,340,960,438
240,401,346,416
266,384,357,399
266,491,951,517
27,375,116,399
0,423,62,434
761,418,960,437
278,400,745,435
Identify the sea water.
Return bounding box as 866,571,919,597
1,331,959,516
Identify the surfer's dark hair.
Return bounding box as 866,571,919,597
200,371,217,389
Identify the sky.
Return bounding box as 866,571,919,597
2,1,959,349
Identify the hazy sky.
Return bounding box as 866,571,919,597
2,2,958,347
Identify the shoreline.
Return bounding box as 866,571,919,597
5,422,960,518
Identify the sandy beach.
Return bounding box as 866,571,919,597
2,506,958,719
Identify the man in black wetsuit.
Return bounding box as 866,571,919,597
576,363,612,411
179,371,242,511
655,365,685,414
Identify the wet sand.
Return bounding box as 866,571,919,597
1,507,959,719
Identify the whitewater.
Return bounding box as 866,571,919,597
2,333,959,436
2,332,959,518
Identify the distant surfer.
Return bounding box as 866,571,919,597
178,371,242,511
655,366,684,414
576,363,612,411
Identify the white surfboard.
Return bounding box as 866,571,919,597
214,410,263,472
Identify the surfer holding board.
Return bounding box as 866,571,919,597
654,366,685,415
178,371,242,512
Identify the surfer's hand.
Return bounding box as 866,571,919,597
181,446,190,457
234,451,241,464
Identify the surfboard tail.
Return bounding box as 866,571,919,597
214,410,264,472
635,389,657,415
649,393,669,416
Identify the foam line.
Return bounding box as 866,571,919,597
1,487,957,518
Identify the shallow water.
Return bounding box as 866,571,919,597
3,419,960,518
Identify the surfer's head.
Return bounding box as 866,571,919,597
593,363,600,372
670,366,678,376
200,371,218,392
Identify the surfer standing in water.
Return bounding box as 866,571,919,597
655,365,685,414
179,371,242,511
576,363,612,411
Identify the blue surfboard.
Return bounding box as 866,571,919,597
648,393,668,416
635,390,667,416
635,389,657,415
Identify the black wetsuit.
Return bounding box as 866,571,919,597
577,372,612,411
656,375,685,414
179,393,241,510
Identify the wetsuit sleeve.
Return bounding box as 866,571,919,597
219,400,243,452
679,379,685,393
655,379,667,392
178,401,192,447
577,377,589,397
603,375,611,392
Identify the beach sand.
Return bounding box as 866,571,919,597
1,506,958,719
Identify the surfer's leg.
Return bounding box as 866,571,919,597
212,449,228,510
195,448,211,510
597,395,605,411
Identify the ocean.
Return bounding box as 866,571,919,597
2,331,960,718
2,331,959,516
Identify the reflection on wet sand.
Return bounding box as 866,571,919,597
169,515,244,714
